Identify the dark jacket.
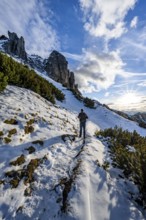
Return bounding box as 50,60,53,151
78,111,88,123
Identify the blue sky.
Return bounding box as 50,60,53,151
0,0,146,113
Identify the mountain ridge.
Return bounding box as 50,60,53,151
0,31,79,95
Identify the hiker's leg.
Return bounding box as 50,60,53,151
79,123,82,137
83,122,86,139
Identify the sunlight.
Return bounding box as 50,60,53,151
120,92,140,105
116,90,142,109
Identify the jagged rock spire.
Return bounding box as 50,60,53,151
45,50,77,91
3,31,27,60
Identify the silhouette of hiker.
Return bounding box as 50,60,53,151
78,109,88,139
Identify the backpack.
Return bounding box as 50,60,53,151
78,112,88,122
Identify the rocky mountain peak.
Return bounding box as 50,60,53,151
45,50,79,93
49,50,68,64
0,31,81,96
3,31,27,60
0,35,8,40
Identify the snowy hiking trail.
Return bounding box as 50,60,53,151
13,134,107,220
1,134,145,220
65,137,145,220
0,86,146,220
12,135,145,220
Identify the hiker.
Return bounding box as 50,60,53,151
78,109,88,139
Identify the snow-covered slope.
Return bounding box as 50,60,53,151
0,85,146,220
0,39,7,51
36,70,146,136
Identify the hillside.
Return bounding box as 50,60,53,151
35,69,146,136
0,52,65,104
0,85,146,220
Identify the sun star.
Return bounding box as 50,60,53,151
117,90,142,108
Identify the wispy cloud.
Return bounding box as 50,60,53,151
79,0,137,40
130,16,138,28
62,52,83,62
137,81,146,87
118,27,146,73
0,0,60,57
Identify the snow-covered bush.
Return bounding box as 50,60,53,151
83,97,95,108
96,126,146,207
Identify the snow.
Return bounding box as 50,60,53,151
126,145,136,153
0,84,145,220
0,41,6,51
35,70,146,136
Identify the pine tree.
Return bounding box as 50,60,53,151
0,72,8,92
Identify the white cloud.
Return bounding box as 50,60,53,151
74,48,124,93
137,81,146,87
105,92,110,97
130,16,138,28
108,93,146,113
79,0,137,40
0,0,60,57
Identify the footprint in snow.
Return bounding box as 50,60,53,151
43,154,54,169
50,144,66,156
45,158,53,169
56,148,62,153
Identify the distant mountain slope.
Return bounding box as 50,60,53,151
102,105,146,129
0,85,146,220
130,112,146,128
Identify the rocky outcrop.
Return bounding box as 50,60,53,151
45,50,78,91
130,112,146,128
132,112,146,122
0,35,8,40
3,31,27,60
27,54,44,72
69,71,75,90
0,32,81,96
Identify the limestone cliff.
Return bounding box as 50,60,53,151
45,50,78,91
3,31,27,60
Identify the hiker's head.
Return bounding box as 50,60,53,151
81,109,83,112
